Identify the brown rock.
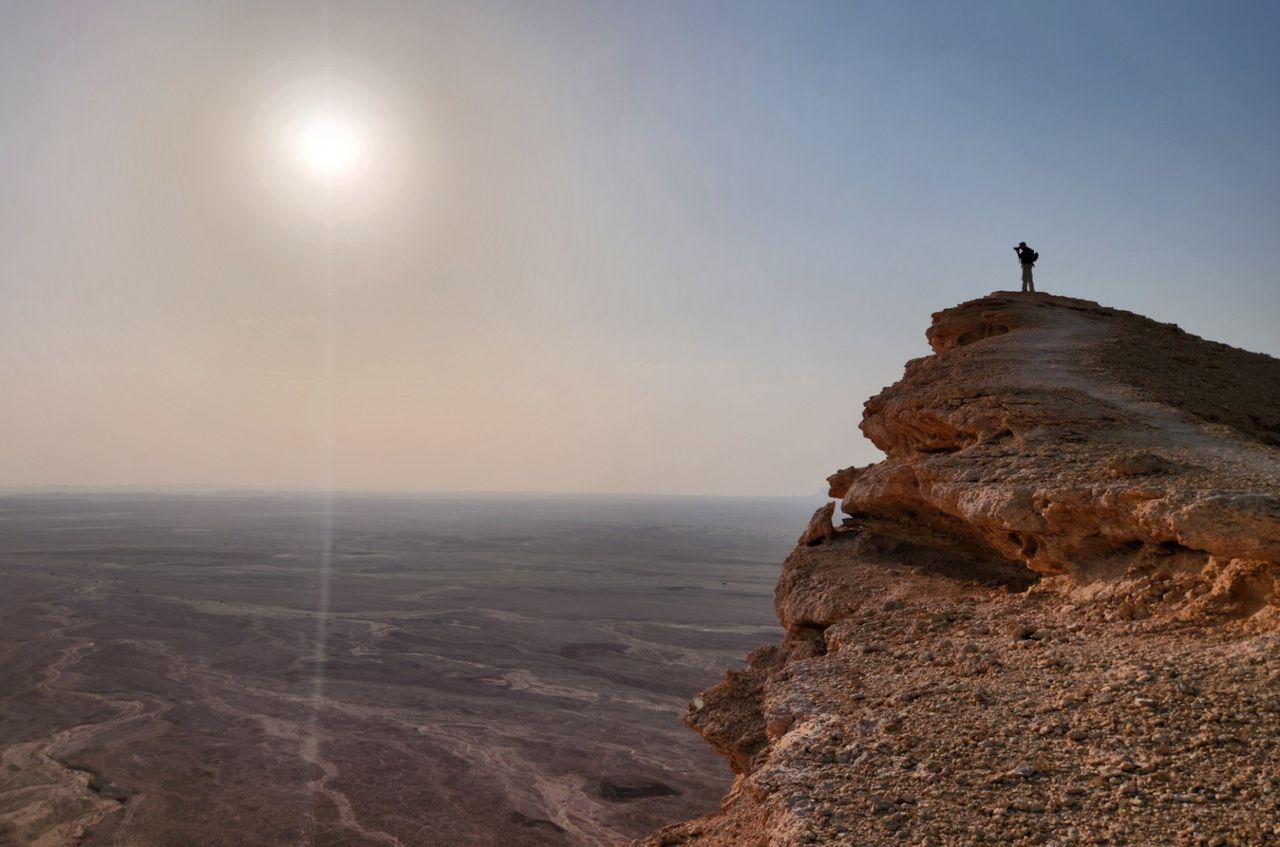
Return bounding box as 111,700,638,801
846,293,1280,578
826,465,867,498
630,294,1280,847
797,502,836,547
1107,452,1175,477
682,645,786,777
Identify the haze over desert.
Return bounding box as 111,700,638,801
3,2,1279,846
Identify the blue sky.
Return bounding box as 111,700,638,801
1,1,1277,493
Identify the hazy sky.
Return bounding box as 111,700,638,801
2,1,1278,495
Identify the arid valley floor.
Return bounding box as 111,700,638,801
0,493,815,846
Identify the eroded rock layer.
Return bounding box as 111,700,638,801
631,293,1280,847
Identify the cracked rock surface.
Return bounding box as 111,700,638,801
629,293,1280,847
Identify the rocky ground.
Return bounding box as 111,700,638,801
631,293,1280,846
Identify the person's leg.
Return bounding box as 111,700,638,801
1028,267,1035,293
1021,265,1032,292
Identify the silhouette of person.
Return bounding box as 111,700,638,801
1014,242,1037,293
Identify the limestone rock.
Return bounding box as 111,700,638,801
796,502,836,547
1106,451,1174,477
630,293,1280,847
825,465,868,498
847,293,1280,580
682,646,785,777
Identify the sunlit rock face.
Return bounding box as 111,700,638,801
633,293,1280,847
846,293,1280,582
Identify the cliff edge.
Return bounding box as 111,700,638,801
631,293,1280,847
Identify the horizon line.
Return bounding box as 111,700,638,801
0,484,829,501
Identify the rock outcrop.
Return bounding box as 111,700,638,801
631,293,1280,847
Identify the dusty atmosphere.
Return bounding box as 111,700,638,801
633,293,1280,847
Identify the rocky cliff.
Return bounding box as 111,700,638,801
631,293,1280,847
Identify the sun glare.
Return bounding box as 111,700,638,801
293,115,368,183
247,78,409,224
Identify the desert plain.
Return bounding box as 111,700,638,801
0,493,814,846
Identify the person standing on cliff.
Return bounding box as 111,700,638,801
1014,242,1038,293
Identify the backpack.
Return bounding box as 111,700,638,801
1026,249,1039,265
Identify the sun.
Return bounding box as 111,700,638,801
292,114,369,183
247,79,404,218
